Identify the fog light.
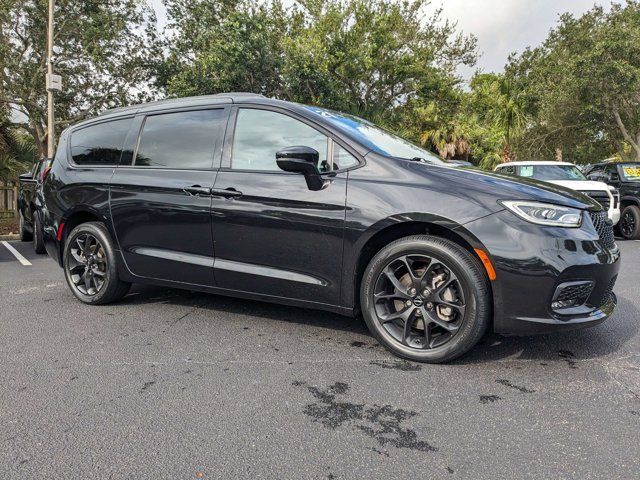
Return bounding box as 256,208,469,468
551,299,577,310
551,281,594,313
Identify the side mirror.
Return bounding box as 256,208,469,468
19,171,35,182
276,146,326,191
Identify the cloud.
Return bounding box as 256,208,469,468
428,0,613,77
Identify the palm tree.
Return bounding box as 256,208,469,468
0,111,37,182
416,103,471,160
472,74,528,163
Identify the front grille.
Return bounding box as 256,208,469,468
589,211,616,250
582,190,610,210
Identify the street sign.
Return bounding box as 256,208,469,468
46,73,62,92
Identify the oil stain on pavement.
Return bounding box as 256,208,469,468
293,381,437,452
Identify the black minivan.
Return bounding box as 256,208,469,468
41,93,620,362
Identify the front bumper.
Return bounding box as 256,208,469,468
463,209,620,335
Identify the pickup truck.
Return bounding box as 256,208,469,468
494,161,621,225
17,159,46,253
585,162,640,240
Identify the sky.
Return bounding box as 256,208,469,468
150,0,612,79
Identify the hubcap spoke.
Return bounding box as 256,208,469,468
83,234,92,255
420,308,432,348
380,306,413,324
66,233,107,297
424,309,460,332
373,253,467,350
401,311,417,346
382,266,411,299
398,256,423,287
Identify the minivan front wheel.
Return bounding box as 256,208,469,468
63,222,130,304
361,235,491,363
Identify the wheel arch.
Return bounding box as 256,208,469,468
348,213,494,316
57,207,110,265
620,196,640,209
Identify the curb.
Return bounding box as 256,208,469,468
0,234,20,241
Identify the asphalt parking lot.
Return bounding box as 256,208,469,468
1,240,639,479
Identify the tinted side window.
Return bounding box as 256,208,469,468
497,166,515,175
333,143,359,170
232,109,328,171
606,164,620,180
586,166,604,179
135,109,226,169
70,118,132,165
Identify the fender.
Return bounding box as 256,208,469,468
620,195,640,206
340,211,495,311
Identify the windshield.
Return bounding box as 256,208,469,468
519,164,586,181
304,106,444,164
620,164,640,181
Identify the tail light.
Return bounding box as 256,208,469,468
40,159,52,182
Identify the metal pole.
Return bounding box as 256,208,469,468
46,0,55,159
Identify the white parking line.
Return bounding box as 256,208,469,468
1,241,32,266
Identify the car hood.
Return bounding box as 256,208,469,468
545,179,612,192
415,163,602,211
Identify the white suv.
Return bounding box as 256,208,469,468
495,161,620,225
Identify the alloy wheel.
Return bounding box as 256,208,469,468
620,210,636,238
372,254,466,350
66,233,108,296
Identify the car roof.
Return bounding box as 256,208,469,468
498,161,576,167
98,92,266,117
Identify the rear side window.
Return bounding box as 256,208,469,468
70,118,132,165
134,109,226,169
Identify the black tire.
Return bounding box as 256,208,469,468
19,211,33,242
33,214,46,254
619,205,640,240
360,235,491,363
63,221,130,305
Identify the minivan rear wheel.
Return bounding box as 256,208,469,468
63,222,130,304
361,235,491,363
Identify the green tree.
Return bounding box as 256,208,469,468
162,1,293,97
0,106,36,181
0,0,159,158
508,1,640,162
160,0,477,122
468,72,528,164
283,0,477,118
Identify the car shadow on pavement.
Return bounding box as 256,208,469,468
458,297,640,364
119,285,638,364
120,284,371,336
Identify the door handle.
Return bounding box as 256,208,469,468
183,185,212,196
211,187,243,198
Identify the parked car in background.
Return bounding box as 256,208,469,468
495,161,620,225
41,94,619,363
584,162,640,239
17,159,47,253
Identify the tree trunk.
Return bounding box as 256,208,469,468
554,148,562,162
613,108,640,160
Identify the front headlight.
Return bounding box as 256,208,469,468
500,200,583,227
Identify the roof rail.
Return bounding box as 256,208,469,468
98,92,267,116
